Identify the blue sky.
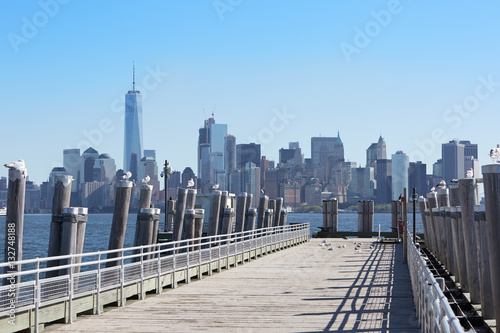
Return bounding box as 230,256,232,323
1,1,499,184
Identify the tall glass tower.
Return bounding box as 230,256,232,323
124,63,143,180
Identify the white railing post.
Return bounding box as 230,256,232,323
140,246,144,300
172,244,177,289
198,240,202,279
35,258,40,333
208,237,213,276
157,244,162,294
68,254,74,323
120,249,125,307
96,252,101,315
186,241,190,284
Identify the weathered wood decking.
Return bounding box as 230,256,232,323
46,239,420,332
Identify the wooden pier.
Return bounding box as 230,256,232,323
46,238,419,332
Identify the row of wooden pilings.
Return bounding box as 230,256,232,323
2,164,289,284
170,190,289,243
321,199,374,233
418,164,500,328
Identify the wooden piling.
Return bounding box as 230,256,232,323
208,190,222,236
218,191,229,234
426,191,439,258
186,189,197,210
365,200,374,232
456,206,469,291
357,201,364,232
235,193,247,233
59,207,78,276
391,200,399,233
3,165,27,286
74,207,88,274
331,199,338,232
166,199,176,232
107,180,132,267
458,178,481,304
173,188,188,242
274,197,283,227
268,200,276,227
245,208,257,231
194,209,204,250
46,175,72,279
183,210,196,240
138,184,152,209
475,209,495,320
481,164,500,327
257,195,268,229
327,200,334,232
221,208,235,235
264,209,273,229
280,209,287,226
245,193,253,211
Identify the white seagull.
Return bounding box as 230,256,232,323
436,180,446,188
141,175,150,184
490,144,500,163
212,183,219,190
122,171,132,180
465,168,474,179
187,178,195,188
4,159,25,169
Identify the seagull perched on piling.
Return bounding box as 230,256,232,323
141,175,150,184
465,168,474,179
212,184,219,191
4,159,25,169
490,144,500,163
187,178,195,188
122,171,132,180
436,180,446,188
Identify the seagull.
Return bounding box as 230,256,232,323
328,247,333,251
465,168,474,179
436,180,446,188
141,175,150,184
430,187,436,193
490,144,500,162
212,184,219,190
187,178,195,188
4,159,25,169
122,171,132,180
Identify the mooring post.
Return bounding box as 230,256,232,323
443,206,455,275
166,199,176,232
208,190,222,236
481,164,500,327
194,209,204,250
183,209,196,240
458,178,481,304
264,209,273,229
475,208,495,320
134,184,153,249
322,200,328,231
47,175,72,278
268,199,276,225
74,207,88,274
326,200,333,232
437,187,450,266
367,200,374,233
235,193,247,233
186,189,197,210
418,197,428,247
280,210,288,228
403,188,408,262
274,197,283,227
134,208,156,261
391,200,398,233
221,208,235,236
107,180,132,267
173,188,188,242
3,164,27,286
256,195,268,229
357,201,364,232
331,198,338,232
245,208,257,232
426,191,439,258
59,207,79,276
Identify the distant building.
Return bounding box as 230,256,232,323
94,153,116,183
81,147,99,183
244,162,260,206
348,167,375,201
409,161,427,196
442,140,465,183
182,167,196,189
375,159,392,204
123,64,143,180
366,136,387,167
63,148,81,198
138,156,160,193
236,143,261,170
392,151,409,200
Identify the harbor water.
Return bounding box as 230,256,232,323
0,212,423,262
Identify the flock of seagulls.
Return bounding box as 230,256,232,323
319,240,376,253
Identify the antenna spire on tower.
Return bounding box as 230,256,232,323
133,60,135,91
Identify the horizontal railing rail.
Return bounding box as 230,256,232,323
0,223,309,330
407,230,464,333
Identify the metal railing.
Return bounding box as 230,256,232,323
0,223,309,331
406,230,465,333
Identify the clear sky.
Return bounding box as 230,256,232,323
1,1,499,185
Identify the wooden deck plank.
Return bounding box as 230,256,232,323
46,238,420,332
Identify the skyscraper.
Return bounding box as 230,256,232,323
366,136,387,167
236,143,261,170
442,140,465,183
391,151,409,200
123,63,143,180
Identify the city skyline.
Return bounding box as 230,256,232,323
1,1,499,184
